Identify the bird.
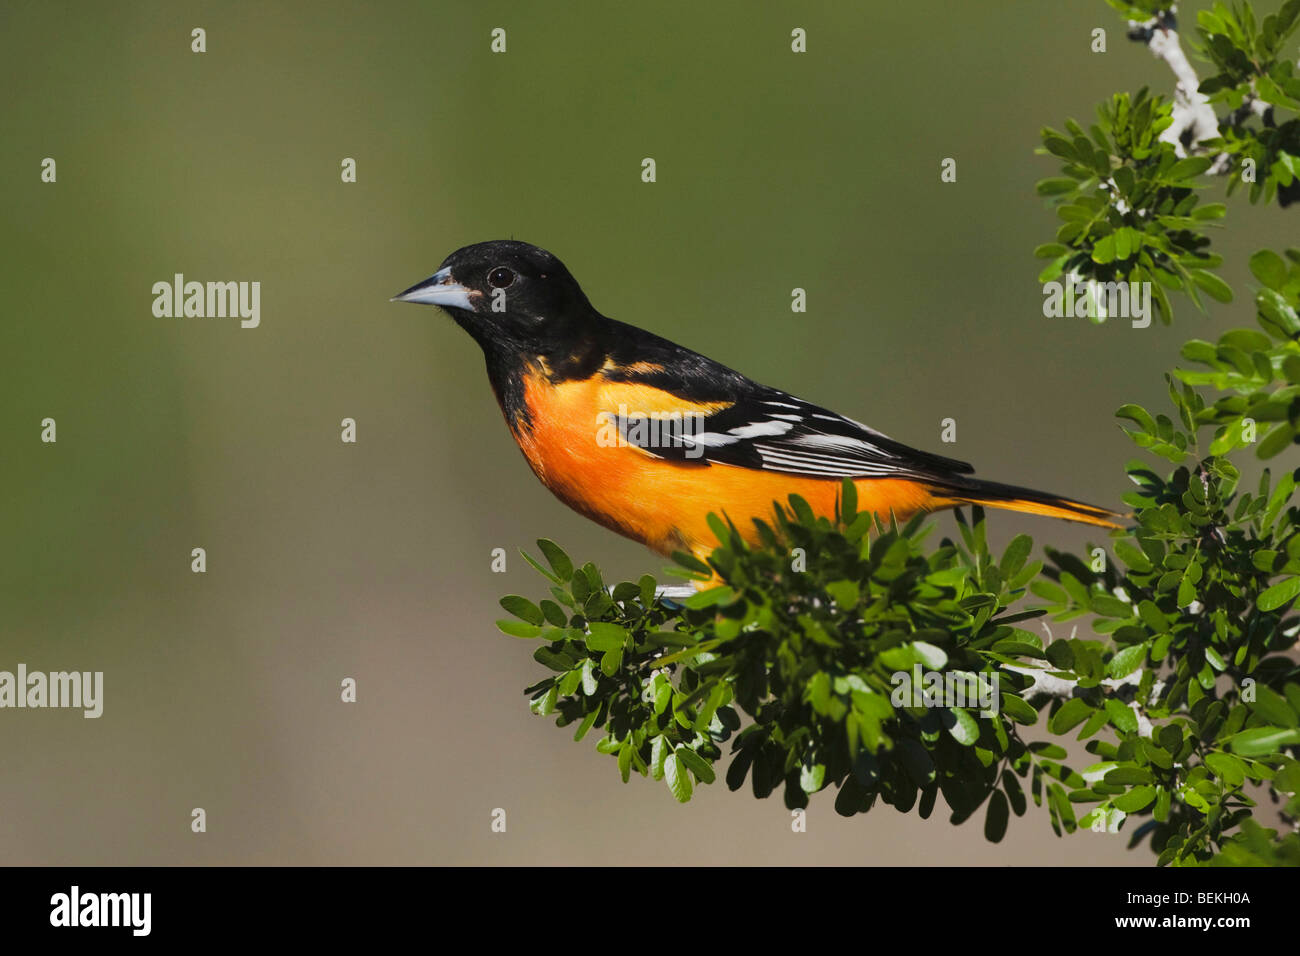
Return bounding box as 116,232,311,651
393,240,1120,566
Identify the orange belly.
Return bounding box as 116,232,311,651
510,371,937,559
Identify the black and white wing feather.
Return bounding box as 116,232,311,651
598,320,973,482
612,390,975,482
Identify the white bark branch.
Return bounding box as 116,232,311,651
1127,6,1271,174
1002,621,1164,738
1136,16,1221,155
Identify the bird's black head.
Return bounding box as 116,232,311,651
393,240,600,357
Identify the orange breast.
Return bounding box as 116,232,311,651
509,370,937,559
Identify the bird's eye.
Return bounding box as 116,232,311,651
488,266,515,289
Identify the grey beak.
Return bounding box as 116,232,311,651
391,266,476,309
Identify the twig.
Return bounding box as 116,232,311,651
1127,8,1222,158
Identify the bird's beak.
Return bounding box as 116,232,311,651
391,266,476,309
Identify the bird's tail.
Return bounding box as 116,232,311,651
926,476,1123,530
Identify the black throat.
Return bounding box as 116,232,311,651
469,318,611,434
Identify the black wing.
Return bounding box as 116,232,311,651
597,322,974,481
598,321,977,481
608,390,972,480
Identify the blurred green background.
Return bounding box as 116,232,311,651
2,0,1295,865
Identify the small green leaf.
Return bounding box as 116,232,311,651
984,790,1010,843
945,708,980,746
799,760,826,794
1037,177,1079,196
1000,534,1034,577
1116,404,1157,433
1258,576,1300,611
1050,698,1092,734
1112,784,1157,812
1167,155,1214,180
1205,752,1247,788
1092,233,1117,264
1249,249,1289,289
585,622,627,652
536,539,574,580
1105,698,1138,734
1103,766,1154,786
499,595,544,625
684,585,734,609
1107,642,1148,680
678,747,716,785
1229,726,1300,756
497,619,543,639
1189,269,1233,303
665,752,693,802
1001,694,1038,725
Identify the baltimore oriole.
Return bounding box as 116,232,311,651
394,240,1120,564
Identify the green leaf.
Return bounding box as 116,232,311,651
1116,404,1157,433
650,735,668,780
945,707,980,746
1205,752,1247,788
1229,726,1300,756
1092,233,1118,264
1037,177,1079,196
1253,686,1299,727
678,747,716,785
1249,249,1289,289
1258,423,1296,460
984,790,1010,843
799,760,826,794
496,619,543,639
1001,694,1038,725
1190,269,1233,303
1258,576,1300,611
1103,766,1154,786
581,659,599,695
665,752,693,802
499,595,544,625
585,622,627,652
1107,642,1149,680
671,550,713,579
912,641,948,669
684,585,734,609
1000,534,1034,577
1050,698,1093,735
639,574,657,607
1042,134,1078,160
533,646,575,671
1105,698,1138,734
521,549,562,584
1167,155,1214,180
1114,539,1153,572
1112,785,1157,812
825,579,860,610
539,599,568,627
536,539,574,581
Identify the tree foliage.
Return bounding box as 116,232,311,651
1038,0,1300,323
